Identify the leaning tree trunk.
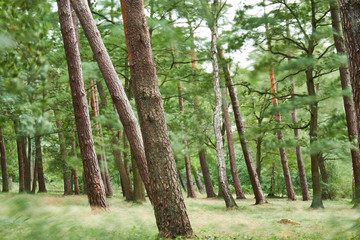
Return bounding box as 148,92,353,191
334,0,360,207
222,89,245,199
210,3,237,208
70,0,152,201
218,48,266,204
14,120,25,193
54,112,73,195
57,0,108,209
0,128,9,192
35,135,47,193
266,27,296,201
199,149,217,197
132,152,146,203
120,0,194,237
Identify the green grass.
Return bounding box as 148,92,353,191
0,189,359,239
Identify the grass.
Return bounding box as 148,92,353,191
0,188,359,240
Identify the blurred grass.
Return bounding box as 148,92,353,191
0,189,359,239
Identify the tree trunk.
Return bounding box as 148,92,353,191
0,128,9,192
199,150,217,197
14,120,25,193
71,138,80,195
255,137,262,183
178,172,187,192
333,0,360,207
291,83,310,201
111,130,133,201
268,160,276,197
120,0,194,236
318,154,330,200
24,136,31,193
54,111,73,196
132,152,146,203
192,165,205,194
57,0,108,209
35,135,47,193
218,48,266,204
70,0,152,201
210,5,237,208
222,91,245,199
31,153,37,194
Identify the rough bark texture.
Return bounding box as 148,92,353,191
111,130,133,201
57,0,108,209
0,128,9,192
210,11,237,208
35,136,47,193
334,0,360,207
120,0,193,237
222,91,245,199
70,0,152,200
14,120,25,193
291,82,310,201
199,150,216,197
218,48,266,204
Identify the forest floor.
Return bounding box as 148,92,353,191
0,187,359,240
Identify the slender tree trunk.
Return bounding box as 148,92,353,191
210,4,237,208
255,137,262,182
192,166,205,194
318,154,330,200
111,130,133,201
268,160,276,197
71,138,80,195
199,150,217,197
333,0,360,207
123,135,132,187
57,0,108,209
70,0,152,201
14,120,25,193
0,128,9,192
120,0,193,236
31,153,37,194
218,48,266,204
23,136,31,193
179,172,187,192
35,135,47,193
54,111,73,196
132,152,146,203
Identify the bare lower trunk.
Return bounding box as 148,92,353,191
192,166,205,194
57,0,108,209
255,137,262,183
31,154,37,194
24,136,31,193
218,48,266,204
0,128,9,192
185,156,196,198
35,136,47,193
132,153,146,203
319,155,330,200
333,0,360,207
199,150,216,197
120,0,193,236
14,120,25,193
73,169,80,195
70,0,152,201
268,160,276,197
179,172,187,192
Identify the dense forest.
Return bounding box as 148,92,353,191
1,0,360,239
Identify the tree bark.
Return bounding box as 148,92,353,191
57,0,108,209
210,4,237,208
71,137,80,195
24,136,31,193
120,0,194,236
70,0,152,201
14,120,25,193
318,154,330,200
333,0,360,207
199,150,216,197
0,128,9,192
222,92,245,199
132,152,146,203
218,48,266,204
35,135,47,193
54,111,73,196
255,137,262,183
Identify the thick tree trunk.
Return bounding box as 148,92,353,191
333,0,360,207
35,135,47,193
218,48,266,204
199,150,216,197
111,130,133,201
0,128,9,192
222,94,245,199
120,0,193,236
54,112,73,196
57,0,108,209
14,120,25,193
291,83,310,201
70,0,152,201
210,11,237,208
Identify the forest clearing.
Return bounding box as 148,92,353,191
2,0,360,239
0,188,358,240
